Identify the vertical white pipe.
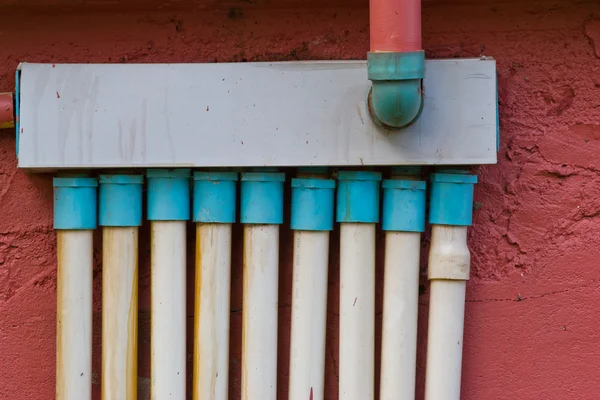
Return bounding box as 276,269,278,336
102,227,139,400
288,174,335,400
150,221,186,398
337,171,381,400
192,171,237,400
425,278,467,400
194,223,232,400
379,173,426,400
379,231,421,399
425,225,470,400
56,230,93,399
240,171,285,400
425,170,477,400
289,231,329,400
242,224,280,400
99,174,143,400
54,176,97,400
339,223,376,400
147,168,190,400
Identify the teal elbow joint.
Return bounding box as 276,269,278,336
367,51,425,129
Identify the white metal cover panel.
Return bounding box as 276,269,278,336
17,59,497,169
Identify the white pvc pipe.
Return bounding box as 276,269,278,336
102,227,138,400
339,223,376,400
425,280,466,400
194,223,233,400
56,230,93,400
425,225,470,400
379,231,421,400
242,224,279,400
288,231,329,400
150,221,186,399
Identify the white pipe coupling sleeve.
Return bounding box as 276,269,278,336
428,225,470,281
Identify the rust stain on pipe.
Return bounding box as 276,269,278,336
193,223,204,400
126,250,138,400
101,227,138,400
0,92,14,129
241,225,252,400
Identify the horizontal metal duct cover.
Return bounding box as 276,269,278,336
16,58,498,169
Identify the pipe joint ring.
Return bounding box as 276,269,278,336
367,51,425,81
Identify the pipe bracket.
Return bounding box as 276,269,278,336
367,50,425,129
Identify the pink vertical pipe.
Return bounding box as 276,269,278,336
370,0,422,52
0,93,14,129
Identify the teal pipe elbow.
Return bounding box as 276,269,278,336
367,51,425,129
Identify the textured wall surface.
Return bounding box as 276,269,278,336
0,0,599,399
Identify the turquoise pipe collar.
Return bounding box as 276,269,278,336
291,178,336,231
193,171,238,223
336,171,382,223
367,50,425,129
382,179,426,232
429,172,478,226
146,169,191,221
99,174,143,227
53,177,98,230
240,171,285,224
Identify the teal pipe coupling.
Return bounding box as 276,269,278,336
291,178,336,231
53,177,98,230
382,179,426,232
193,171,238,223
147,169,191,221
429,172,478,226
99,175,143,227
240,171,285,224
336,171,382,223
367,51,425,129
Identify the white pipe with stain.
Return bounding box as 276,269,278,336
151,221,186,399
102,227,138,400
56,230,93,400
194,223,233,400
425,225,470,400
242,224,279,400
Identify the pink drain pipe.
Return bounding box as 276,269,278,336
0,92,15,129
370,0,422,52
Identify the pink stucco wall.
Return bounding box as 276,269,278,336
0,0,599,398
